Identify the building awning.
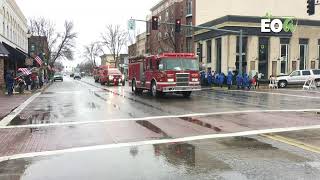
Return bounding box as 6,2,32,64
2,42,27,62
0,43,9,57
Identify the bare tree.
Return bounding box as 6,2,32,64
29,18,77,65
83,42,103,67
101,25,128,68
29,17,57,61
51,21,77,64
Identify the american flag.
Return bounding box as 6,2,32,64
34,56,43,66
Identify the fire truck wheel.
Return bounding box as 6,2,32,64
182,91,192,98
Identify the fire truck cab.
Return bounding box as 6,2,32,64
129,53,201,98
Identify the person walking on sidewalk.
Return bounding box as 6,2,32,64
5,71,14,96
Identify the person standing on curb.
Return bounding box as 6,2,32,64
5,71,14,96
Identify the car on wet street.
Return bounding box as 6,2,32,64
53,72,63,82
74,72,82,80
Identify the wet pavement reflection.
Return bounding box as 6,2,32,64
1,136,320,180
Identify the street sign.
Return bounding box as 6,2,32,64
128,19,136,30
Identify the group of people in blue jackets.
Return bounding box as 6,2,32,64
200,70,256,90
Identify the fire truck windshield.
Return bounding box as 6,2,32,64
161,59,199,71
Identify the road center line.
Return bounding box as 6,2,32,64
1,108,320,129
1,124,320,162
0,92,41,126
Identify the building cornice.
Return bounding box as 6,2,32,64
7,0,27,24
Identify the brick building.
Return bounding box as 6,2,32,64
146,0,195,55
28,36,49,65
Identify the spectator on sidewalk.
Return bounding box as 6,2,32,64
5,71,14,96
31,73,36,90
236,73,243,89
218,73,225,88
24,75,32,91
207,70,213,86
227,71,233,90
243,73,250,90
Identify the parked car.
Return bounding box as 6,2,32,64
53,72,63,82
70,73,74,78
99,68,125,86
74,73,81,80
276,69,320,88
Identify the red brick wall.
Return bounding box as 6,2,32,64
0,58,4,88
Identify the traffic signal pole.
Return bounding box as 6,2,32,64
131,18,244,75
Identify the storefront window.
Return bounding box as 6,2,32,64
206,40,211,63
280,44,289,74
299,44,308,70
318,43,320,69
216,38,222,73
236,37,248,73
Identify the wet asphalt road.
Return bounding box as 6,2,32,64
1,76,320,180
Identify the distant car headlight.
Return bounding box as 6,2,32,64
109,75,114,80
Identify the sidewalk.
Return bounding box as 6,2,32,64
0,82,52,120
0,95,30,119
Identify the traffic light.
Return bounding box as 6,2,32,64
307,0,315,16
151,16,159,30
175,19,181,33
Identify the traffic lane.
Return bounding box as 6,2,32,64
102,84,320,114
1,135,320,180
1,111,320,157
11,78,172,125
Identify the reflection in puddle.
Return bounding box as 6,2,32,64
154,143,196,167
220,137,277,150
179,117,222,132
136,120,169,138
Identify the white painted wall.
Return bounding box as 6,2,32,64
196,0,320,25
0,0,28,52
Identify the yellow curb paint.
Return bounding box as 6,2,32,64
261,134,320,154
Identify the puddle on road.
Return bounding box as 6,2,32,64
179,117,222,132
86,102,101,110
219,137,277,150
136,120,170,138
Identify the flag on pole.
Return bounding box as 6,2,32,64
34,56,43,66
17,68,32,75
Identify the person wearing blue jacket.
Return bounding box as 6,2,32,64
218,73,225,88
5,71,14,96
207,71,213,86
227,71,233,90
243,73,249,89
236,73,243,89
200,71,205,86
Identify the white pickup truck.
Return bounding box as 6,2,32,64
276,69,320,88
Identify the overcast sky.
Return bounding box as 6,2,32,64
16,0,158,67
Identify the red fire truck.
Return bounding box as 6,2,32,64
128,53,201,97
